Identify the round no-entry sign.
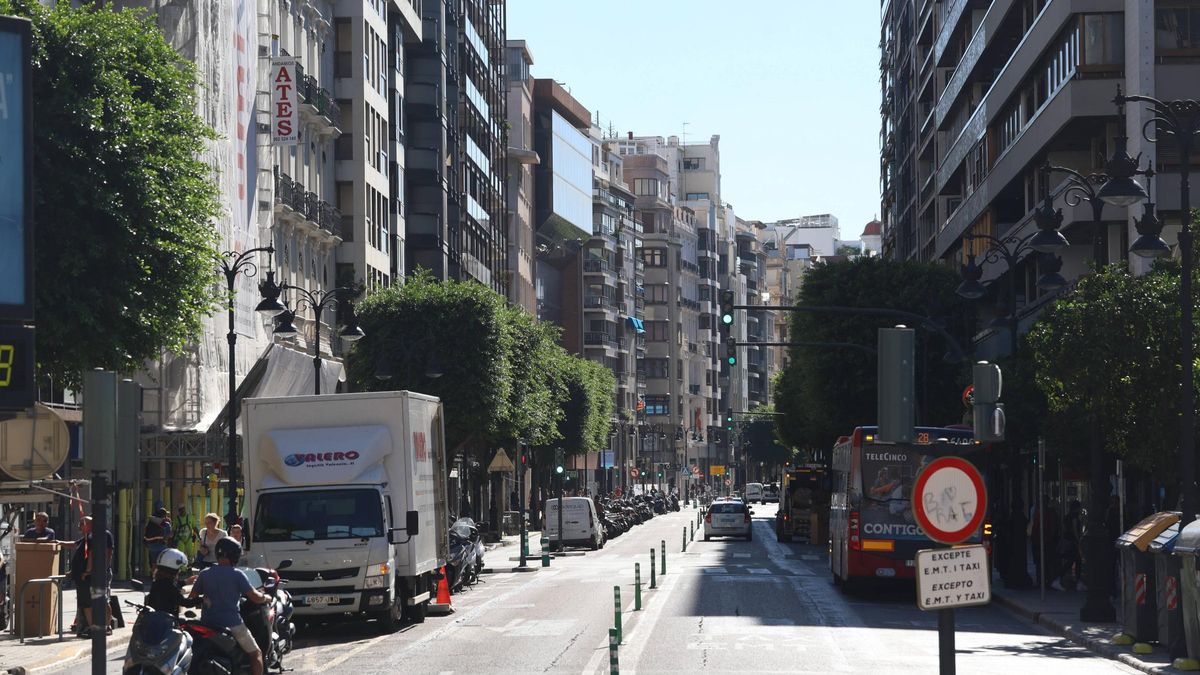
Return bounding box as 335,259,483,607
630,468,640,479
911,456,987,544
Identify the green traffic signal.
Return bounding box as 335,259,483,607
555,465,564,474
719,290,735,326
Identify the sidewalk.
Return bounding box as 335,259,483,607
0,582,141,674
995,585,1182,674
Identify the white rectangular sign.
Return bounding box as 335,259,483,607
270,58,299,144
915,544,991,611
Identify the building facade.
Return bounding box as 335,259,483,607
406,0,508,294
504,40,538,315
881,0,1200,356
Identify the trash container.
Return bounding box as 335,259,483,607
1116,511,1180,645
14,541,61,638
1173,520,1200,669
1151,522,1186,657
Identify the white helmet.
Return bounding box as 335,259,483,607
156,548,189,571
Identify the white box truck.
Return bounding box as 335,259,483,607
241,391,448,630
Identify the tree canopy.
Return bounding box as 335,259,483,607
346,272,614,460
1026,263,1183,476
3,0,221,388
773,257,972,457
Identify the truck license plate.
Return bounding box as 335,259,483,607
306,595,339,607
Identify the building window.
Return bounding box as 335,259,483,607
1156,5,1200,54
634,178,661,197
641,248,666,267
645,321,669,342
683,158,704,170
646,284,669,304
335,134,354,160
684,192,709,201
1080,14,1123,66
645,358,669,379
644,396,669,416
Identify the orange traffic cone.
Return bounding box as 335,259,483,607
428,566,453,615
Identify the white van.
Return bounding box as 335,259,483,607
544,497,604,550
744,483,765,504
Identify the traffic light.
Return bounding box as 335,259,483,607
554,448,565,475
719,290,735,326
877,326,915,443
725,410,735,431
972,361,1006,442
725,337,737,366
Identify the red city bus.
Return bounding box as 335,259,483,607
829,426,991,591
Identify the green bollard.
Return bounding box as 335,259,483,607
521,528,529,558
682,527,687,552
609,627,620,675
662,540,667,575
650,549,657,589
613,585,622,644
690,521,694,541
541,537,550,567
635,563,642,611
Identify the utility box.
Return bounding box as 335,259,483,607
14,541,61,638
1173,520,1200,666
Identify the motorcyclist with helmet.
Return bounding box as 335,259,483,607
146,548,201,616
188,537,269,675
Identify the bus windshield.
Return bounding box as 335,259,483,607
254,488,384,542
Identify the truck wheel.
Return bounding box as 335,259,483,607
374,598,402,634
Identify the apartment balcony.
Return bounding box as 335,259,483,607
273,167,341,241
583,258,616,278
584,294,617,312
296,64,341,136
688,384,701,396
584,332,618,353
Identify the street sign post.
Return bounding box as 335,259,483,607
912,456,989,675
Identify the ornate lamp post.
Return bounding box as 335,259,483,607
217,245,281,527
262,280,364,395
1102,89,1200,530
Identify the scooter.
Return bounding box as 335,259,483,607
446,518,484,592
184,560,293,675
121,598,194,675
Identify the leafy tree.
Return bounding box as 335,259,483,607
2,1,221,388
501,307,566,447
345,271,513,457
774,257,972,458
1026,264,1182,476
743,405,795,466
554,356,615,456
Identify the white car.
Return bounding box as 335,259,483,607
744,483,764,503
544,497,604,550
704,500,753,541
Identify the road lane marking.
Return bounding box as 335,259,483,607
611,568,684,675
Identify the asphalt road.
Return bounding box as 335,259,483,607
67,503,1136,674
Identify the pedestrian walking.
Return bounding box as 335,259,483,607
195,513,227,569
144,507,172,575
1053,500,1085,591
173,505,200,563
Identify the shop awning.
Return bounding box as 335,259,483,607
626,317,645,333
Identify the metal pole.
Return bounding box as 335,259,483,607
312,304,323,396
1038,437,1046,602
938,608,955,675
557,471,564,553
225,272,239,527
519,443,527,568
90,472,109,675
1179,146,1195,526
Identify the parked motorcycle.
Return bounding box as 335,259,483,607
250,561,295,671
446,518,484,593
121,598,194,674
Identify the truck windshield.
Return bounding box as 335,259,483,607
253,489,384,542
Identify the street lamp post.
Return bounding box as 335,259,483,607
957,185,1069,591
217,245,281,527
1104,89,1200,528
265,283,364,394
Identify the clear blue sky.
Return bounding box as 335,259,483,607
507,1,882,238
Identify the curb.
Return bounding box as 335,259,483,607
993,593,1174,675
9,630,133,674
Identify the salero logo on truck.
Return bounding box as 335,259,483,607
283,450,361,467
